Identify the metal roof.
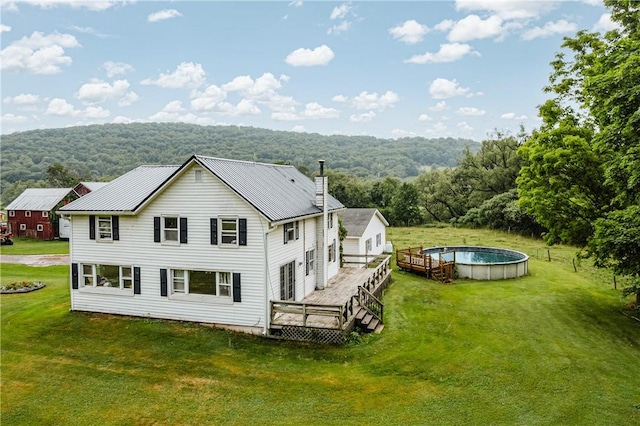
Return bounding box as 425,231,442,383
194,155,344,222
339,208,389,238
60,166,179,213
77,181,109,192
59,156,344,222
6,188,74,211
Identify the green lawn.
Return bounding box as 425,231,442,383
0,237,69,255
1,227,639,425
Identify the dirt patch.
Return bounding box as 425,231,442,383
0,254,69,267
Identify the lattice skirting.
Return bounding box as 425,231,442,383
270,320,356,345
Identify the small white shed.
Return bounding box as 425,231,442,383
339,208,389,267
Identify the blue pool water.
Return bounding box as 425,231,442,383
436,251,521,264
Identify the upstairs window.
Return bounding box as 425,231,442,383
98,216,112,240
8,211,15,217
221,218,238,245
164,217,179,242
366,238,372,253
376,233,382,247
328,213,334,228
90,215,120,241
154,216,187,244
25,211,32,218
42,211,48,218
283,221,299,244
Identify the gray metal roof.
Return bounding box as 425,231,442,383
60,166,179,213
59,156,344,222
78,181,109,192
6,188,74,211
339,208,388,238
194,155,344,222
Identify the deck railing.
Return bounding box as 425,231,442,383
270,300,346,329
358,286,384,321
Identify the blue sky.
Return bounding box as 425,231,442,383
1,0,616,141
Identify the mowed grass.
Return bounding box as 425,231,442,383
0,237,69,255
1,226,639,425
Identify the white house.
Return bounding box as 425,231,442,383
339,208,389,266
59,155,344,335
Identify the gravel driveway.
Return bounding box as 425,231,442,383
0,254,70,267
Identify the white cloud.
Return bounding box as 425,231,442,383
271,102,339,121
389,20,429,44
501,112,528,120
1,113,29,123
429,101,448,112
148,9,182,23
75,79,138,106
332,94,348,103
285,45,334,67
3,93,42,104
434,20,455,32
14,1,121,11
593,13,620,32
447,15,505,42
141,62,206,89
418,114,432,122
328,21,351,35
391,128,417,138
405,43,478,64
429,78,470,99
521,19,577,41
292,125,306,132
289,1,303,7
351,91,399,111
455,0,555,20
102,61,133,77
457,121,473,132
1,24,11,32
0,31,80,74
45,98,110,118
190,84,227,111
456,107,485,116
162,100,185,113
350,111,376,123
148,110,215,125
582,0,602,5
330,3,350,20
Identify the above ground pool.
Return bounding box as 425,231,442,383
423,246,529,280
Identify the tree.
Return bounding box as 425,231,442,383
391,182,423,226
47,162,92,188
517,0,640,306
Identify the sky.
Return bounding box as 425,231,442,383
0,0,617,141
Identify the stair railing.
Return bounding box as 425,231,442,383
358,286,384,322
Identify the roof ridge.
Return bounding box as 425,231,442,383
195,155,293,168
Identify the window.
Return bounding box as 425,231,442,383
37,224,44,232
328,213,334,228
366,238,372,253
280,261,295,300
81,264,134,290
163,217,179,242
305,249,315,276
98,216,112,240
328,240,335,263
195,169,202,182
8,211,14,217
376,233,382,247
25,211,32,217
283,221,299,244
221,218,238,245
19,224,26,231
42,211,48,218
170,270,231,297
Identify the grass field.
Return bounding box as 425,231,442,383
1,227,639,425
0,237,69,255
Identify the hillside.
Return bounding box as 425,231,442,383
0,123,477,205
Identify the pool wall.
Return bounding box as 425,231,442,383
423,246,529,280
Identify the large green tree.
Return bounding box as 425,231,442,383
518,0,640,305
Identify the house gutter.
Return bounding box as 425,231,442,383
263,221,278,336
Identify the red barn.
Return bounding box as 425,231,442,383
6,188,76,240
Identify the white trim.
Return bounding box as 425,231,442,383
37,224,44,232
8,210,15,217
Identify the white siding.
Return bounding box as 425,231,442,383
70,164,270,329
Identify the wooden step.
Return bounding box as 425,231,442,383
366,318,380,332
373,323,385,334
361,313,373,326
355,308,366,321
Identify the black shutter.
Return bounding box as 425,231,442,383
210,218,218,245
232,273,241,302
72,263,79,289
112,216,120,241
283,225,287,244
239,218,247,246
133,267,141,294
180,217,188,244
89,215,95,240
160,269,168,296
154,217,161,242
295,221,299,240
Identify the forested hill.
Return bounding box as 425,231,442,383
1,122,477,189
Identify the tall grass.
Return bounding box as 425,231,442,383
1,227,638,425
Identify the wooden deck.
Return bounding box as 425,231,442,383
396,246,455,282
269,255,391,343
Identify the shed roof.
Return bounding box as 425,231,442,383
339,208,389,238
60,155,344,222
76,181,109,192
6,188,74,211
60,166,180,213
